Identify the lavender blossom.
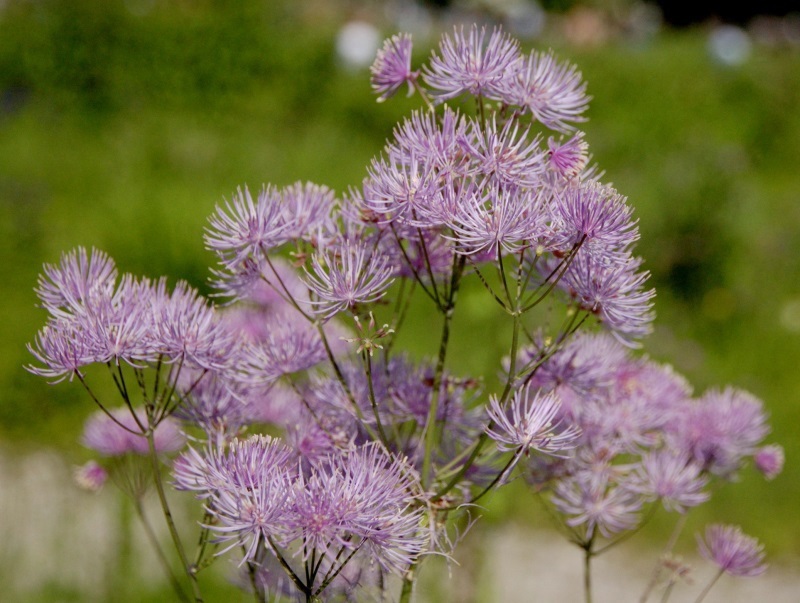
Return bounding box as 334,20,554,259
205,186,289,269
508,50,589,132
363,153,443,226
697,524,767,577
73,460,108,492
82,407,184,456
627,450,709,513
288,444,427,575
754,444,784,480
446,184,546,257
460,117,546,187
304,240,395,319
370,33,417,102
552,472,642,539
35,247,118,312
424,25,521,102
486,386,580,457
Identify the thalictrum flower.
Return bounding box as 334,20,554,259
754,444,784,480
205,186,289,268
486,385,580,456
35,247,118,313
627,450,709,513
697,524,767,577
423,25,521,102
303,240,395,319
508,49,589,132
370,33,418,102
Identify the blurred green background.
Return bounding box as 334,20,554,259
1,0,798,600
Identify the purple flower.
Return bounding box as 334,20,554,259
205,186,289,269
552,472,642,539
174,435,296,560
486,385,580,456
239,311,328,383
627,450,709,513
288,444,427,575
551,182,639,258
697,524,767,577
35,247,117,313
304,240,395,319
27,318,95,382
667,387,769,477
82,407,185,456
279,181,336,243
460,117,546,187
370,33,417,102
387,108,471,180
561,251,655,345
754,444,784,480
363,153,443,227
547,132,589,179
508,50,590,132
446,184,547,257
424,25,521,102
73,460,108,492
152,280,235,370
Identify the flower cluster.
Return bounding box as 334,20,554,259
27,24,781,603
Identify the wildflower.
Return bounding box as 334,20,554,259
460,117,546,187
73,460,108,492
279,181,336,243
547,132,590,179
562,251,655,344
508,49,589,132
486,385,580,457
205,186,289,269
152,280,235,370
446,184,547,257
627,450,709,513
35,247,118,313
287,444,427,575
754,444,784,480
552,472,642,539
424,25,521,102
667,387,769,477
387,108,470,180
697,524,767,577
81,407,185,456
551,182,639,259
304,240,395,319
370,33,417,102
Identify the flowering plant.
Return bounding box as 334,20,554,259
28,25,781,602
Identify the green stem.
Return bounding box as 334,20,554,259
693,569,724,603
145,430,203,602
133,497,191,603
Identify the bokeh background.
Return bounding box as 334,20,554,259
1,0,798,600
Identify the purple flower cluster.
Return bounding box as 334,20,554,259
174,437,427,594
510,331,778,542
27,25,780,602
28,247,234,381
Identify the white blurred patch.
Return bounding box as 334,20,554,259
779,298,800,332
708,25,752,66
336,21,381,70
